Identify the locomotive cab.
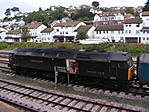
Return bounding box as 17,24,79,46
137,54,149,86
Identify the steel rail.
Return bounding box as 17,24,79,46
0,79,141,112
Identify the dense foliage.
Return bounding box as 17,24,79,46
20,27,33,42
124,7,139,17
71,8,94,21
23,10,50,26
143,0,149,11
1,42,149,56
76,31,88,40
50,7,68,20
92,1,99,8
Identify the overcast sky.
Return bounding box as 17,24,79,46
0,0,147,19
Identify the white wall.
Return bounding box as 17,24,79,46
142,16,149,27
0,32,6,42
41,31,55,42
53,22,86,39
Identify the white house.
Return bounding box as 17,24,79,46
74,25,97,44
40,28,55,42
23,23,47,42
93,18,149,43
0,31,7,42
5,30,21,42
123,18,143,43
50,17,73,27
94,11,125,22
53,21,86,42
140,11,149,27
94,24,124,43
15,20,25,27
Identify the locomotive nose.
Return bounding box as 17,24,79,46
128,65,135,81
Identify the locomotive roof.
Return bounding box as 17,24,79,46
109,51,130,61
12,48,77,58
12,48,130,61
77,50,130,61
139,54,149,63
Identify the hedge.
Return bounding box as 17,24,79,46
1,42,149,56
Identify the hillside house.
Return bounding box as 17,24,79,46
40,28,55,42
93,18,149,44
5,30,21,42
94,11,125,26
23,23,47,42
53,21,86,42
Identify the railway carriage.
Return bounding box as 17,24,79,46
137,54,149,86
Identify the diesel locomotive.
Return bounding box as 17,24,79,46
9,48,142,88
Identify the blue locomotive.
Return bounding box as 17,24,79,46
137,54,149,86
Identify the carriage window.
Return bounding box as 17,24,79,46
127,58,133,66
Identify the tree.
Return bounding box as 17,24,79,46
76,31,88,40
143,0,149,11
92,1,99,8
39,7,42,11
4,8,11,17
23,11,50,26
11,7,20,12
20,27,33,42
51,7,68,20
71,8,94,21
124,7,139,17
100,7,111,12
124,7,135,14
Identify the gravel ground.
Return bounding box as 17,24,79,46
0,72,148,110
0,101,22,112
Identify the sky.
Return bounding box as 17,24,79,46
0,0,147,19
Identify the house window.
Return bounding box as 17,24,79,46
57,29,59,32
136,24,140,27
136,30,140,34
96,31,98,34
126,25,128,27
129,30,131,34
129,25,131,27
66,32,68,34
111,31,114,34
143,37,145,40
120,37,123,40
125,30,127,34
147,37,149,40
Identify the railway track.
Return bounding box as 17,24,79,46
0,50,148,111
0,79,143,112
0,51,148,97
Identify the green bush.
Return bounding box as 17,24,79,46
1,42,149,57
